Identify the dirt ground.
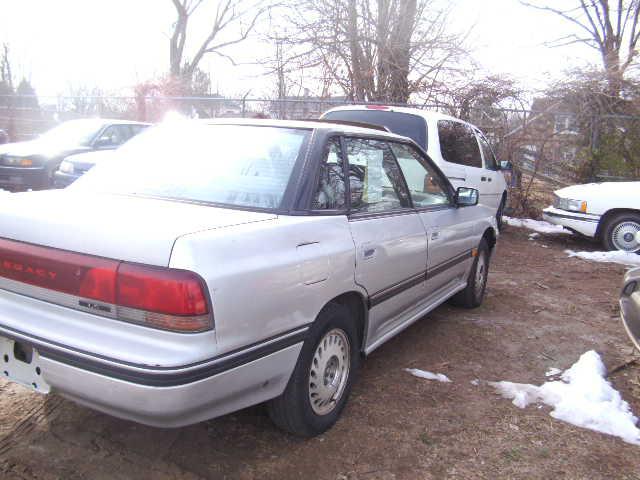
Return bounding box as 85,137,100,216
1,226,640,480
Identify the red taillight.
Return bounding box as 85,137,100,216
0,238,211,333
0,238,117,302
116,263,208,316
366,105,390,110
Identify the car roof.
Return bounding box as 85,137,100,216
323,105,469,125
201,118,413,141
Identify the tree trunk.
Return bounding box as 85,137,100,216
387,0,416,103
347,0,366,101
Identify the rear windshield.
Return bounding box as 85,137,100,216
322,110,427,150
71,123,310,210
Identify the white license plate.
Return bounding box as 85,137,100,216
0,336,50,394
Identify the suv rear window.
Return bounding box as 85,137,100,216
322,110,427,150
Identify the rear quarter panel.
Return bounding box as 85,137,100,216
170,215,363,356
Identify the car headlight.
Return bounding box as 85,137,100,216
2,156,36,167
59,160,74,174
555,196,587,213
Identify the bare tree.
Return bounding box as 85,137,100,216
521,0,640,97
271,0,467,103
436,75,526,122
169,0,267,81
1,44,13,91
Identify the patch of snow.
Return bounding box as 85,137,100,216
405,368,451,383
491,351,640,446
528,232,540,239
504,216,569,235
545,367,562,377
565,250,640,267
470,379,480,386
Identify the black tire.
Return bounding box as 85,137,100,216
496,196,506,231
601,212,640,253
267,302,360,437
450,238,490,308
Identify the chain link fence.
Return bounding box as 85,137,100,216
1,94,639,186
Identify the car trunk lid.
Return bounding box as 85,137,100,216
0,190,277,266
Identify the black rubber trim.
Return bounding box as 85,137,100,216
369,271,426,307
349,209,418,221
0,325,309,387
544,210,599,223
427,250,473,278
368,249,473,307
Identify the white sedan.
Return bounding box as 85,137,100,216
543,182,640,252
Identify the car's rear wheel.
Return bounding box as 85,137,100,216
267,302,359,437
450,238,490,308
496,196,506,231
602,212,640,253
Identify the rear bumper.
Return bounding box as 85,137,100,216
0,165,49,190
0,286,306,427
1,326,303,427
620,269,640,351
38,343,302,427
542,206,600,238
53,171,81,188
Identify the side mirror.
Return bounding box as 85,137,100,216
500,160,512,171
455,187,479,207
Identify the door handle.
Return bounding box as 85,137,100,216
363,247,376,259
430,230,440,240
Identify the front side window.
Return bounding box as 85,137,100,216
72,123,310,210
344,137,410,213
97,125,129,147
389,142,450,208
438,120,483,169
477,134,498,170
312,138,346,210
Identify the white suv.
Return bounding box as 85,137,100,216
321,106,509,227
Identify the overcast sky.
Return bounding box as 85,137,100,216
0,0,600,99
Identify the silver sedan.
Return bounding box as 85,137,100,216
0,119,498,436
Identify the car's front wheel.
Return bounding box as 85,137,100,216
602,212,640,253
267,302,360,437
450,238,490,308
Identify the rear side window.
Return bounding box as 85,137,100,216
312,138,346,210
322,110,428,150
437,120,482,169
